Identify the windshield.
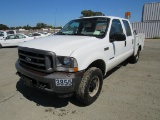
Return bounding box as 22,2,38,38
57,17,110,37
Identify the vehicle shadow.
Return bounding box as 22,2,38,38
2,46,17,49
104,60,129,79
16,60,129,108
16,80,86,108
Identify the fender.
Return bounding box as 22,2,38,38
72,51,108,72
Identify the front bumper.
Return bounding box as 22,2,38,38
15,61,84,94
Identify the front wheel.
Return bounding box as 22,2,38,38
76,67,103,105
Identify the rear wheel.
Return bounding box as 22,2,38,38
130,48,140,63
76,67,103,105
0,44,2,49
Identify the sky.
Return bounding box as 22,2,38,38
0,0,159,27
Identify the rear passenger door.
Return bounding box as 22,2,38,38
16,34,26,43
122,20,134,52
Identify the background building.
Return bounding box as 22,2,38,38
132,2,160,38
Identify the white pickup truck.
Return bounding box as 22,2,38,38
15,16,145,105
0,30,16,40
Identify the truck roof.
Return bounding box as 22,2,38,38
76,16,129,21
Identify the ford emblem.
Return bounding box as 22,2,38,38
26,57,31,62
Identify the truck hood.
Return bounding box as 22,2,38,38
19,35,99,56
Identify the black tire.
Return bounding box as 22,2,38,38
76,67,103,105
130,48,140,63
0,44,2,49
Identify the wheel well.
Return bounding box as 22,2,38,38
87,60,106,76
139,45,142,51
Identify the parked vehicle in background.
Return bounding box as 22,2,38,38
16,16,145,105
40,32,51,36
0,30,17,40
49,32,58,36
27,32,48,39
0,33,34,48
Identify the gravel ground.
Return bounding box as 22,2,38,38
0,39,160,120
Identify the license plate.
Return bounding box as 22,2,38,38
55,79,72,86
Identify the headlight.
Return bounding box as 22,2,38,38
64,57,72,65
56,56,78,72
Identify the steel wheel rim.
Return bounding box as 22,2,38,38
89,76,100,97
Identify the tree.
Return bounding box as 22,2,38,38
0,24,9,30
16,26,22,29
36,23,47,29
81,10,105,17
23,24,31,30
10,27,16,30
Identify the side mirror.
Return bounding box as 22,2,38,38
110,33,126,42
133,30,138,35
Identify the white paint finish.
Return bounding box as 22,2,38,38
0,34,34,47
18,16,145,74
20,35,101,56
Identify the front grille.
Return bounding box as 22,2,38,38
18,47,56,73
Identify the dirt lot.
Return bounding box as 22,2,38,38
0,39,160,120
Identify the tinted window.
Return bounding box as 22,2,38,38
16,34,26,39
6,35,15,39
110,19,123,36
7,31,14,34
122,20,132,36
33,33,41,36
27,34,33,37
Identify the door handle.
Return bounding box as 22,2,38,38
104,47,109,51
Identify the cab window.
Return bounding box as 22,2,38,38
122,20,132,36
7,31,15,34
7,35,15,39
17,34,26,39
110,19,123,36
33,33,41,36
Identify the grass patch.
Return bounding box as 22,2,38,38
153,36,160,39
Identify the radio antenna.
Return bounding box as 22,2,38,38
54,8,57,34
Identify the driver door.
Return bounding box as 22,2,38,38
109,19,126,57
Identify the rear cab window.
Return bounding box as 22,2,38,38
7,31,15,35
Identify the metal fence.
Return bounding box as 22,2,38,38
131,21,160,38
142,2,160,22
